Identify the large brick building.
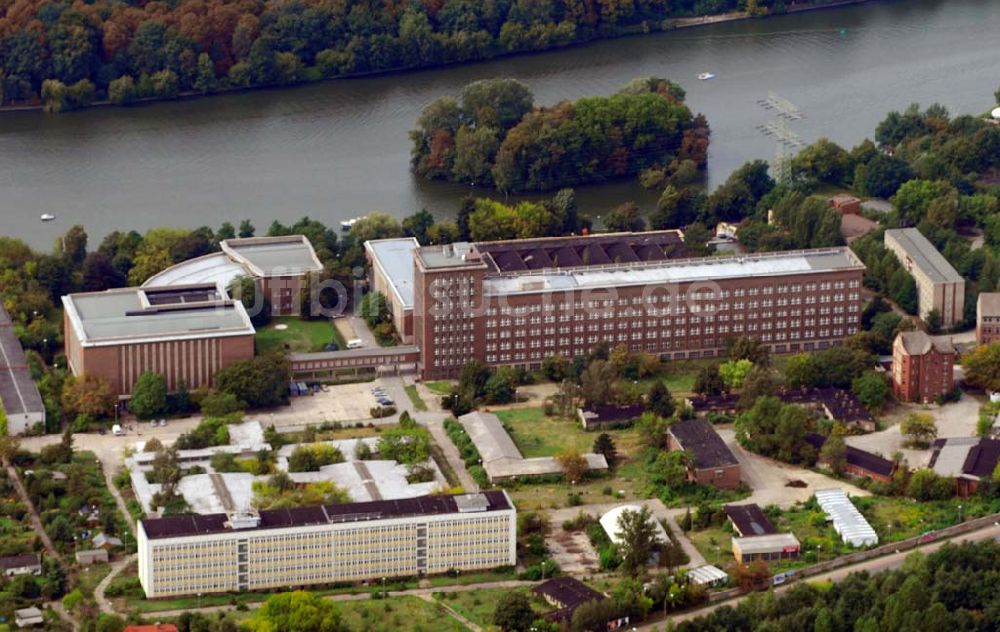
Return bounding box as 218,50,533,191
63,283,256,398
406,232,865,380
884,228,965,328
144,235,324,316
891,330,955,403
137,492,515,598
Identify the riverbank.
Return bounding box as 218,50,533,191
0,0,873,116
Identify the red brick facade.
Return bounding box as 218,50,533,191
892,331,955,403
413,241,865,380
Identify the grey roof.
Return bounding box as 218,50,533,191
978,293,1000,317
668,418,739,469
894,330,955,356
221,235,324,277
142,252,247,289
884,228,963,284
688,564,728,585
929,436,981,478
482,248,865,296
63,285,255,346
365,238,420,308
457,411,607,480
732,532,801,555
0,305,45,417
416,242,484,270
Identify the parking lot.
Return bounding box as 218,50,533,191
274,380,392,425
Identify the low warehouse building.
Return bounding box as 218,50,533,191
732,532,801,563
666,418,741,489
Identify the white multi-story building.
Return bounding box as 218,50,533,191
137,492,516,598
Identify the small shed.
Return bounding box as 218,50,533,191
93,533,123,550
687,564,729,587
76,549,110,565
15,607,44,628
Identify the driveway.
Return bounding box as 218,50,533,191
851,392,983,469
716,427,870,509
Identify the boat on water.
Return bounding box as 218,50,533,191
697,72,716,81
340,218,359,231
40,213,56,222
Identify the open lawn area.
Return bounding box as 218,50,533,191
424,380,454,396
256,316,346,354
495,408,643,458
405,385,428,411
436,586,551,630
855,495,1000,543
338,596,467,632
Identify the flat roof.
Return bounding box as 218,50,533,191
482,248,864,296
221,235,323,277
365,238,420,309
0,305,45,417
733,532,800,554
142,252,247,290
884,228,963,284
668,418,739,470
415,242,484,270
140,491,512,539
724,504,776,536
63,285,255,346
979,293,1000,317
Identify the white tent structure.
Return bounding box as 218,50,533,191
599,505,668,545
814,489,878,547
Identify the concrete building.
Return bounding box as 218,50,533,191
884,228,964,327
930,437,1000,497
136,492,516,598
732,532,801,564
409,232,865,379
75,549,109,565
977,293,1000,345
891,330,955,403
458,411,607,482
62,283,256,398
0,305,46,435
365,238,420,344
145,235,324,316
666,418,741,489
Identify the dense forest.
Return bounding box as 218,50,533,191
410,76,709,192
679,540,1000,632
0,0,847,111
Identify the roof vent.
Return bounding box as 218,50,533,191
226,512,261,530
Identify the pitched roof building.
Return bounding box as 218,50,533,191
805,433,896,482
884,228,964,327
930,437,1000,497
0,305,45,435
724,504,775,537
533,577,609,623
666,418,741,489
891,330,955,403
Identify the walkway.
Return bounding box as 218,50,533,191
4,462,62,563
417,593,481,631
94,554,137,615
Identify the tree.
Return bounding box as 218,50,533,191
61,374,115,419
647,381,675,418
727,336,770,366
693,365,726,396
616,506,659,577
580,360,618,407
733,560,771,592
215,354,290,409
130,372,167,419
604,202,647,232
82,252,125,291
593,433,619,469
556,449,589,483
238,220,256,238
925,308,943,333
229,275,272,327
245,591,347,632
737,367,779,410
961,342,1000,392
820,435,848,475
906,468,954,501
901,412,937,448
491,591,535,632
349,212,402,244
852,371,890,413
719,359,754,390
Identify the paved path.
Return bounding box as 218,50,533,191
94,554,137,615
635,522,1000,630
423,415,478,492
5,462,62,563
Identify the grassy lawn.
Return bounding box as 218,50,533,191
436,586,550,630
854,495,1000,543
425,568,517,587
424,380,454,396
495,408,643,458
405,385,428,411
338,596,467,632
255,316,346,354
74,563,113,598
687,526,735,569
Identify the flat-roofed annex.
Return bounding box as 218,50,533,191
221,235,324,277
365,237,420,308
63,283,255,346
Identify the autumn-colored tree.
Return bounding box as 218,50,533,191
61,374,116,419
556,449,589,483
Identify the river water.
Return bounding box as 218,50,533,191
1,0,998,249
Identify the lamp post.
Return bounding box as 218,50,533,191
958,504,963,523
382,576,386,599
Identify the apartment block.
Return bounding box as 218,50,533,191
406,232,865,380
891,330,955,403
137,492,515,598
884,228,965,328
62,283,256,398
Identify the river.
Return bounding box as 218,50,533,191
1,0,998,249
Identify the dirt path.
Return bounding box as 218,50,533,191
51,599,80,631
417,593,480,631
94,554,136,614
5,462,62,563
